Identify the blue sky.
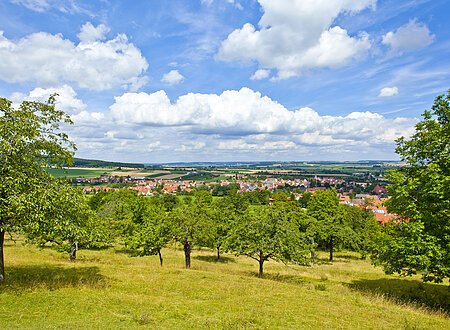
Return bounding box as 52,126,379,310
1,0,449,162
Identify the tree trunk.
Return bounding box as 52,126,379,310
258,257,264,278
217,246,220,261
258,251,264,278
158,249,163,267
69,239,78,261
0,229,5,282
329,237,333,262
184,240,191,269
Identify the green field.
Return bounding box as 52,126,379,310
1,240,448,329
46,168,114,178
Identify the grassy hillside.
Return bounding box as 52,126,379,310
1,239,448,329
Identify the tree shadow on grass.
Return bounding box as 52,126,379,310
262,272,308,286
194,255,236,264
314,255,361,264
334,254,362,261
0,265,106,293
349,278,450,313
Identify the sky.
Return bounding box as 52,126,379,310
1,0,449,163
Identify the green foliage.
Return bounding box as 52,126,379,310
211,183,239,196
0,95,80,279
373,90,450,283
227,204,311,277
0,96,74,231
151,194,178,211
307,189,339,221
93,189,145,245
73,157,144,168
25,182,100,257
169,191,214,268
345,205,381,258
307,190,357,261
372,222,444,279
243,190,271,205
271,191,291,203
204,194,249,259
129,205,171,265
297,191,312,208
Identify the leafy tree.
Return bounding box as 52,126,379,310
129,205,171,266
372,90,450,283
151,193,178,211
0,96,75,281
243,190,271,205
345,205,380,259
227,204,311,278
205,194,249,260
211,183,239,196
94,189,145,245
307,190,356,262
26,181,96,260
271,191,291,203
169,191,212,268
87,190,109,211
297,191,312,208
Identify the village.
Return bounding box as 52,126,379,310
80,173,395,225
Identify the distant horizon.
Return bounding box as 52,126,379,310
73,156,403,166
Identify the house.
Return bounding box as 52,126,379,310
372,184,388,195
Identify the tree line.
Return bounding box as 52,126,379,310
82,188,379,277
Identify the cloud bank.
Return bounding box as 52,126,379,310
111,87,416,146
10,86,414,161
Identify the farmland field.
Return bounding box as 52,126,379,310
45,168,114,178
1,239,448,329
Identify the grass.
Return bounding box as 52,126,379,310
46,168,114,178
1,239,449,329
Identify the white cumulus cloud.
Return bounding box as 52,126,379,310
161,70,185,85
379,86,399,97
10,85,86,114
111,87,416,145
0,22,148,90
217,0,375,79
382,20,434,56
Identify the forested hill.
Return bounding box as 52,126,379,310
73,158,145,168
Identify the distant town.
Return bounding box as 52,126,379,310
53,158,399,225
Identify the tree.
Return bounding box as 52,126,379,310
371,90,450,283
94,189,145,245
0,96,75,281
152,193,178,211
169,191,212,268
129,205,171,266
297,191,312,208
345,205,380,259
227,204,311,278
25,181,96,260
307,190,356,262
205,194,249,260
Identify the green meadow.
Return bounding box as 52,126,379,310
45,168,113,178
1,239,448,329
